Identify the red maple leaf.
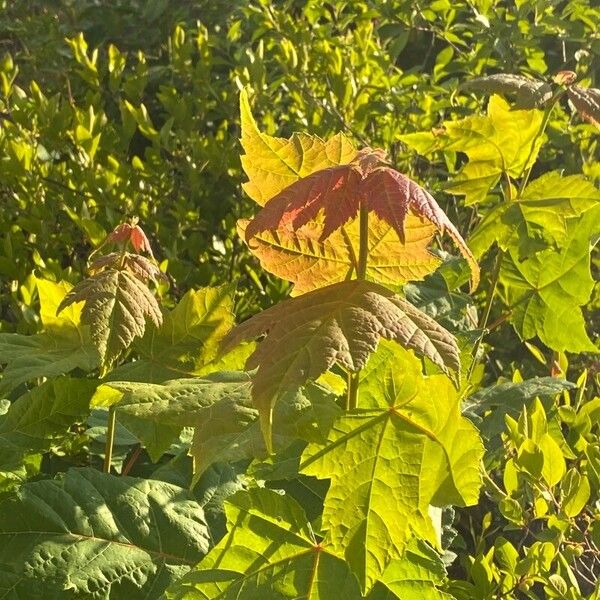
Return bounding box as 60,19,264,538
244,148,479,289
106,221,154,257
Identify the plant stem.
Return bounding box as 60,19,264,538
345,205,370,410
467,248,503,381
517,90,564,196
347,371,360,410
121,445,142,476
103,405,117,474
357,204,369,279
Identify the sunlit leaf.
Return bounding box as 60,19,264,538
300,342,483,592
469,171,600,258
240,213,440,296
166,487,364,600
401,95,544,204
239,88,357,205
500,208,598,353
244,149,479,290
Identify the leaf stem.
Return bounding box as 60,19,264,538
357,204,369,279
103,405,117,474
346,204,370,410
347,371,360,410
517,90,564,197
467,248,503,381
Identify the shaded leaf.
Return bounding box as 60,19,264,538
95,372,340,476
239,88,357,205
166,487,364,600
461,74,553,109
300,343,483,592
0,467,211,599
58,268,163,368
463,377,575,442
221,280,460,445
191,380,340,481
568,85,600,129
404,271,477,332
93,372,254,462
0,377,98,452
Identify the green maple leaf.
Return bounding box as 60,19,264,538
0,377,98,452
94,373,340,472
500,207,599,353
58,268,163,369
401,95,544,204
372,540,452,599
299,342,483,592
166,487,365,600
0,279,99,396
239,88,357,205
0,468,211,600
221,280,460,447
107,286,248,383
469,171,600,259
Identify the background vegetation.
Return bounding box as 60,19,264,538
0,1,598,599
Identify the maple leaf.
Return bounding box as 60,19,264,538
461,73,553,109
244,148,479,290
239,212,441,296
300,342,483,592
567,85,600,130
469,171,600,259
401,95,544,205
107,220,154,256
499,210,598,354
239,89,357,205
221,279,460,446
57,269,163,369
89,252,165,282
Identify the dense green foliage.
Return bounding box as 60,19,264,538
0,1,599,599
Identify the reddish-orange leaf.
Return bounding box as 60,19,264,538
244,149,479,290
106,222,154,257
130,226,154,256
108,223,133,244
245,165,363,242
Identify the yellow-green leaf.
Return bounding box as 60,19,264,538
240,88,357,205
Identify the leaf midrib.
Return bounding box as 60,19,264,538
0,530,196,565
